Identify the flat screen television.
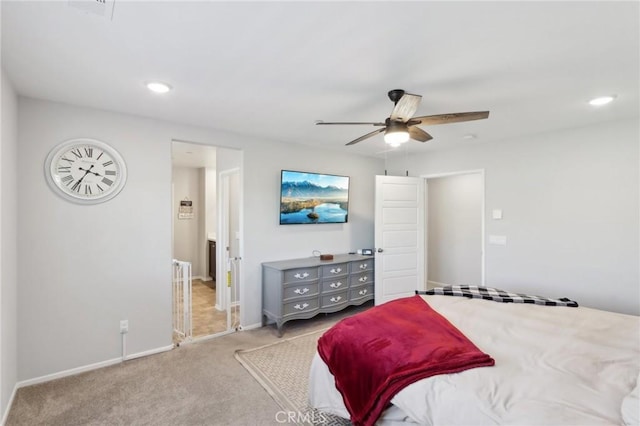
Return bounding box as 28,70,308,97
280,170,350,224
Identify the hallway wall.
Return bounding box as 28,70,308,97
173,166,204,276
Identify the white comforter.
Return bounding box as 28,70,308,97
309,295,640,425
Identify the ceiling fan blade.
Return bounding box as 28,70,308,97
409,111,490,126
316,121,386,126
409,126,433,142
345,128,386,146
390,93,422,122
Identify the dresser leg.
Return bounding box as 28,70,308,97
276,321,284,338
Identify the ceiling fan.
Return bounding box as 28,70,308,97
316,89,489,147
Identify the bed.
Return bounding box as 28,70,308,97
309,288,640,425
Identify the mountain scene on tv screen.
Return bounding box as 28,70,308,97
280,178,348,224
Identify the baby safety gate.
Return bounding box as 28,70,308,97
172,259,192,343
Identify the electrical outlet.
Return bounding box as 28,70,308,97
120,320,129,334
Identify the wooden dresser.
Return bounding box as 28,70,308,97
262,254,374,336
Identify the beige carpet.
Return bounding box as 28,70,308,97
6,302,372,426
235,330,350,426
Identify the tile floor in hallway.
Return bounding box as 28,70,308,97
192,279,240,337
174,279,240,343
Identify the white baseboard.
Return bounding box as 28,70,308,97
16,344,174,388
1,383,18,425
239,322,262,331
427,280,450,289
17,357,122,388
124,344,173,361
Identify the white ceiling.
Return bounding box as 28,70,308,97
2,1,638,158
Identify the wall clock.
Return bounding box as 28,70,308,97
44,138,127,204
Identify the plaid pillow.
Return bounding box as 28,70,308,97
417,285,578,307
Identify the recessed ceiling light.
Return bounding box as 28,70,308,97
462,134,477,140
589,95,616,106
146,81,172,94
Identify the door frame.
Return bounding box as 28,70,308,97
170,139,244,343
420,169,486,287
216,167,243,328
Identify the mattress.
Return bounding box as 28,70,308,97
309,294,640,425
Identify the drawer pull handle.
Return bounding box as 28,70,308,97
293,303,309,310
359,276,368,283
294,272,310,279
330,267,342,274
329,282,343,289
359,263,368,269
294,288,309,295
330,296,342,303
359,289,368,296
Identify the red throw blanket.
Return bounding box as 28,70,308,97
317,295,495,426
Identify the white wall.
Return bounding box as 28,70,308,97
387,118,639,315
205,167,217,280
205,167,217,242
17,97,383,382
427,173,482,287
172,166,203,275
0,67,18,422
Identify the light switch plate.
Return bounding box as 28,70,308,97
492,209,503,220
489,235,507,245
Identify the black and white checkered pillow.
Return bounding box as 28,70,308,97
417,285,578,307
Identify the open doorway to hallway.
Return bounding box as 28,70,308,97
171,140,243,343
425,171,484,289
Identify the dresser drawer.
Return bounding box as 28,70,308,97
320,277,347,293
320,291,349,308
320,263,348,277
283,267,319,283
283,282,319,301
350,259,373,273
350,284,374,301
350,271,373,286
283,297,319,316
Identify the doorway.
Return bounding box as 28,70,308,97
424,171,484,289
374,171,484,304
171,140,243,343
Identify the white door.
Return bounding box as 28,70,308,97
374,175,425,305
217,169,240,327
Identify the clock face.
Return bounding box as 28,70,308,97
45,139,127,204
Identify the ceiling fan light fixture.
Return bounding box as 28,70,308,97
384,123,410,145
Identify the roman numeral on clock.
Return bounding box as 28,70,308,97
71,149,82,159
84,185,92,195
61,175,73,185
102,160,113,167
84,147,93,158
101,177,114,186
57,166,71,173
